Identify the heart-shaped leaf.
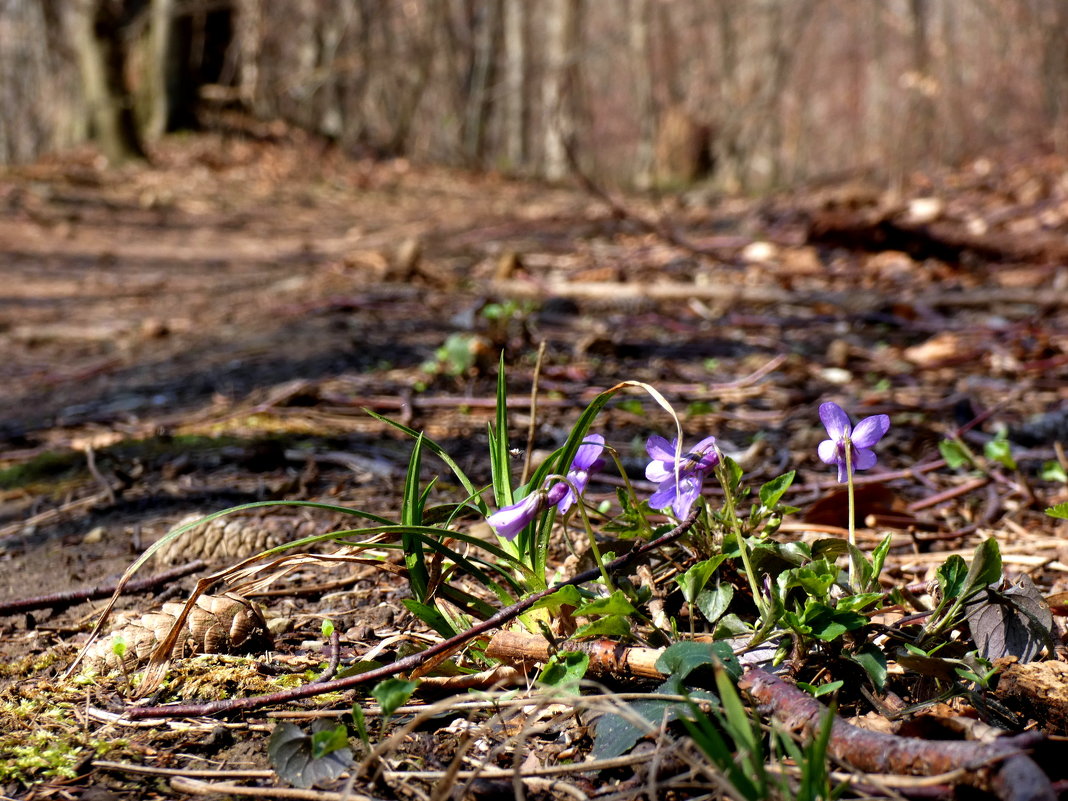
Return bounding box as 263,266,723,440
268,721,352,789
965,575,1053,662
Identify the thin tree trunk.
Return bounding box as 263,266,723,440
502,0,527,169
67,0,145,164
628,0,655,189
542,0,581,181
463,0,501,165
145,0,174,140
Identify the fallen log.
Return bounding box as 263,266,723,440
739,668,1055,801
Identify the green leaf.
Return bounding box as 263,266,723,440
310,724,350,760
722,455,744,494
779,562,837,599
402,599,457,639
488,353,514,509
796,680,843,698
350,703,369,748
695,584,734,627
537,651,589,691
592,641,729,759
961,538,1002,598
939,439,971,469
802,603,867,641
401,434,428,602
372,678,419,719
675,556,728,604
1040,461,1068,483
835,592,883,613
936,554,968,598
268,721,353,789
1046,501,1068,520
868,532,894,587
576,590,637,618
758,471,795,509
321,619,334,638
573,615,633,639
655,639,741,682
810,538,849,560
529,585,584,614
849,643,888,691
984,432,1017,471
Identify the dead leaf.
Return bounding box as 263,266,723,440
965,575,1053,663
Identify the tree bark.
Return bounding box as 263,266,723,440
542,0,581,181
67,0,145,164
502,0,527,169
145,0,175,140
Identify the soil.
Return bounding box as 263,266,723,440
1,131,1067,799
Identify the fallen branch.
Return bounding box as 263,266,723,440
739,668,1055,801
486,631,667,680
488,278,1068,311
123,511,700,720
0,560,206,616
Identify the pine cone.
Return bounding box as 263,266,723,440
153,508,338,565
83,592,271,674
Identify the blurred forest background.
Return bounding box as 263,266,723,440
4,0,1068,192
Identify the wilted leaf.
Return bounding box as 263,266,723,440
965,575,1053,662
804,484,904,528
268,721,352,789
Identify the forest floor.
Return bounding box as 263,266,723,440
1,130,1067,800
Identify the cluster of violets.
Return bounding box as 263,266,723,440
487,401,890,541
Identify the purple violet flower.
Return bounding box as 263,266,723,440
817,402,890,483
488,434,607,539
487,491,546,541
645,434,719,519
556,433,606,514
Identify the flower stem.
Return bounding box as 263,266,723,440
716,460,766,622
567,479,614,592
845,445,860,592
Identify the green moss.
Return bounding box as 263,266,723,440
0,450,83,490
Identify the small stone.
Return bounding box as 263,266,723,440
83,525,106,545
820,367,853,385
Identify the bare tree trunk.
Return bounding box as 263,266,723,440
145,0,175,140
67,0,145,163
542,0,581,181
906,0,936,168
1040,0,1068,153
0,0,70,163
234,0,263,114
463,0,501,165
502,0,527,169
627,0,655,189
